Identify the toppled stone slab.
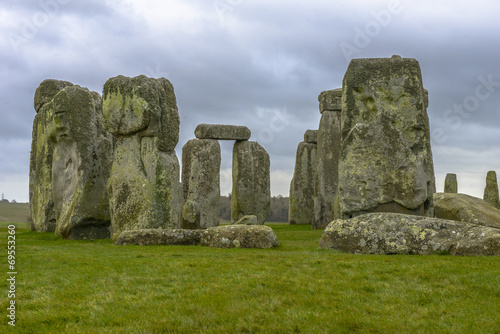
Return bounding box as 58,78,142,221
195,124,251,141
49,85,113,239
319,212,500,256
182,139,221,229
337,56,435,219
30,79,74,233
303,129,318,144
115,229,203,246
434,193,500,229
200,225,280,248
232,215,259,225
444,173,458,193
232,141,270,225
318,89,342,113
289,141,317,225
484,171,500,209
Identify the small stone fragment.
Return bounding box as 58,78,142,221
232,215,259,225
194,124,251,141
444,173,458,193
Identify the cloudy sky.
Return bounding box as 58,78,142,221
1,0,499,203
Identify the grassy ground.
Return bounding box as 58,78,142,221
0,223,499,333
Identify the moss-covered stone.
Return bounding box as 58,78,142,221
338,56,435,219
289,141,316,225
483,171,500,209
303,129,318,144
319,212,500,255
232,141,270,225
194,124,251,140
30,79,73,232
181,139,221,229
48,85,113,239
200,225,279,248
444,173,458,193
115,229,203,246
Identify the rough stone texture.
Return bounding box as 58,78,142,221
181,139,221,229
48,86,113,239
232,215,259,225
103,75,182,238
200,225,280,248
232,141,271,225
484,171,500,209
318,88,342,113
303,129,318,144
337,57,435,219
194,124,251,141
289,141,317,225
444,173,458,193
319,212,500,256
30,79,74,232
434,193,500,229
115,229,203,246
314,107,341,229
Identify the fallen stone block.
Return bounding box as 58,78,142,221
115,229,204,246
200,225,280,248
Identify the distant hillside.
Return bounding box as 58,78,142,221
0,202,30,224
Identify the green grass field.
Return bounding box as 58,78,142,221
0,222,499,333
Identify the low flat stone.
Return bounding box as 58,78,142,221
115,229,204,246
195,124,251,140
319,212,500,256
200,225,279,248
303,129,318,144
232,215,259,225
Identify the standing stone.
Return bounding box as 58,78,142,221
102,75,182,238
303,130,318,144
48,86,113,239
314,89,342,229
29,79,73,232
182,139,221,229
484,171,500,209
444,173,458,193
337,56,435,219
289,135,317,225
232,141,270,225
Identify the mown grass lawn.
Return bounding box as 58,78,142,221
0,222,499,333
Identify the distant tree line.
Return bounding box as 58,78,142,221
220,194,289,222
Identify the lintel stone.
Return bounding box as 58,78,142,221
195,124,251,141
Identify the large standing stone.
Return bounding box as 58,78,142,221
444,173,458,193
48,86,113,239
195,124,251,141
337,56,435,219
319,213,500,256
289,138,317,225
483,171,500,209
103,75,182,238
314,89,342,229
181,139,221,229
29,79,73,232
232,141,270,225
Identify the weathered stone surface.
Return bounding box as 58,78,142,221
194,124,251,141
289,142,317,225
232,215,259,225
303,129,318,144
434,193,500,229
232,141,271,225
30,79,74,232
484,171,500,209
314,108,341,229
319,212,500,256
337,57,435,219
444,173,457,193
182,139,221,229
115,229,203,246
318,88,342,113
103,75,182,238
102,75,179,152
48,85,113,239
200,225,279,248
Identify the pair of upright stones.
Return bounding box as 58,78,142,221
444,171,500,209
290,56,435,227
182,124,270,227
29,75,182,239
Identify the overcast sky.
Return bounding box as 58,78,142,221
1,0,499,203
